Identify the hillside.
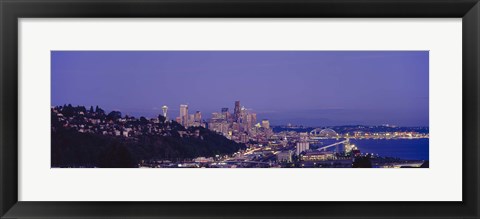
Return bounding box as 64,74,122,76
51,105,246,168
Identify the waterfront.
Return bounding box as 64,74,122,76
317,138,429,161
52,104,430,168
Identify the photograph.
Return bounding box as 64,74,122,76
51,51,429,168
3,0,478,217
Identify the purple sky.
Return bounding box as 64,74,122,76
51,51,429,127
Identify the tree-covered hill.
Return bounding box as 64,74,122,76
51,105,246,168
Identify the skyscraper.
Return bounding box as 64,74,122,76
245,113,257,129
189,114,195,126
261,119,270,129
234,101,241,122
180,104,188,127
240,106,247,123
194,111,202,123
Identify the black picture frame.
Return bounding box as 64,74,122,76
1,0,479,218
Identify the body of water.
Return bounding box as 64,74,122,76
317,138,429,161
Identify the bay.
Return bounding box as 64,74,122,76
316,138,429,161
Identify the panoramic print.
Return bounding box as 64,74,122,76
51,51,429,168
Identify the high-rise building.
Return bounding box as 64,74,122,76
162,105,168,121
246,114,253,129
194,111,202,123
239,106,248,124
221,108,229,121
251,113,257,125
234,101,241,122
189,114,195,126
180,104,188,127
261,119,270,129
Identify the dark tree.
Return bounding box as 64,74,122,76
77,106,87,113
98,142,137,168
158,115,166,123
352,155,373,168
95,105,105,115
140,116,148,124
107,111,122,121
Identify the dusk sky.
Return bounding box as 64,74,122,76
51,51,429,127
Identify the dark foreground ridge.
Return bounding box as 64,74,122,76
51,104,246,168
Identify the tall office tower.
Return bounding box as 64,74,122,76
241,106,247,114
221,107,230,121
162,105,168,121
189,114,195,126
261,119,270,129
180,104,188,127
240,106,247,123
194,111,202,122
246,114,253,129
234,101,241,122
251,113,257,125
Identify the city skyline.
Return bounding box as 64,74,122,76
51,103,429,168
51,51,429,126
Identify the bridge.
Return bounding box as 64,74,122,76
309,128,339,139
316,138,358,153
317,139,348,151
